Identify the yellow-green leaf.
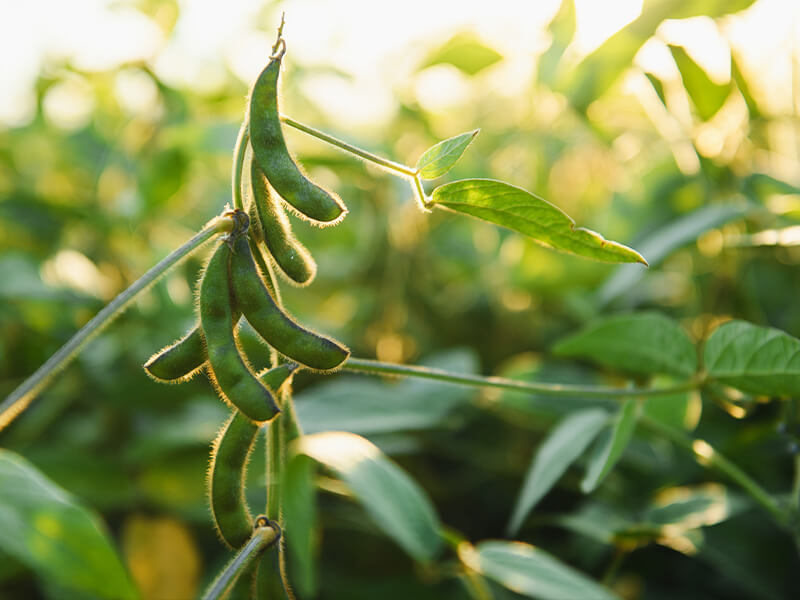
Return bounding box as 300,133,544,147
415,129,479,180
431,179,647,264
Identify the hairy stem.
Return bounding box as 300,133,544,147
344,357,786,524
343,357,700,398
233,123,250,211
202,523,281,600
280,114,418,178
412,173,431,209
0,215,233,433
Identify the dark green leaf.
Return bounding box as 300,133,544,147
421,33,502,76
704,320,800,396
643,378,701,431
295,432,442,562
431,179,647,264
416,129,479,179
670,45,730,121
295,349,477,436
581,399,639,493
282,455,317,598
553,312,697,378
507,409,609,535
643,483,734,531
460,540,619,600
0,450,138,600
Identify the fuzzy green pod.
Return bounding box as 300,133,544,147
209,410,259,549
229,235,349,372
249,47,346,225
250,158,317,286
143,325,206,383
208,365,297,549
199,240,280,422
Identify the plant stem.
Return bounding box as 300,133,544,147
202,523,281,600
266,413,283,522
280,114,418,178
0,216,232,433
343,357,787,525
412,172,432,209
640,414,785,523
343,357,700,398
232,122,249,211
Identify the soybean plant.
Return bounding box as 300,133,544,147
5,15,800,600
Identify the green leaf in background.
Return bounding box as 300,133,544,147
581,399,639,493
415,129,479,179
282,454,318,598
507,409,609,535
294,431,442,562
553,312,698,378
537,0,576,87
556,0,754,112
295,349,478,436
0,450,138,600
731,54,762,119
431,179,647,264
669,45,731,121
643,483,735,532
459,540,619,600
644,72,667,106
643,376,701,431
420,32,502,76
596,203,755,306
704,320,800,397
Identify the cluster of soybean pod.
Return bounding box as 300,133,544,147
143,27,348,596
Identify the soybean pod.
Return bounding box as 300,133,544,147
143,325,206,383
249,43,346,225
209,365,297,549
229,235,349,371
209,410,259,549
250,158,317,286
199,240,280,422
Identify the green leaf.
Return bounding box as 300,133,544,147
294,432,442,562
431,179,647,264
669,45,730,121
415,129,479,180
421,32,502,76
731,54,762,119
596,203,756,306
643,483,734,532
537,0,576,87
459,540,619,600
645,72,667,106
704,320,800,397
282,455,317,598
0,450,138,600
643,377,701,431
556,0,754,112
295,349,477,436
507,409,609,535
581,399,639,493
553,312,698,378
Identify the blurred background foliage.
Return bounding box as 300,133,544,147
1,0,799,598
